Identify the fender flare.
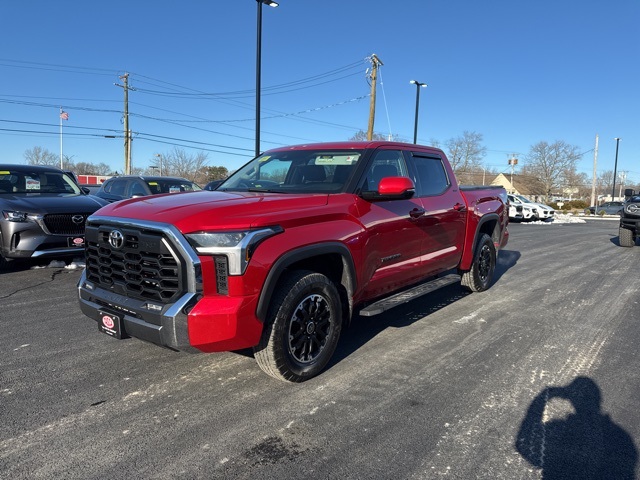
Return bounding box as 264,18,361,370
474,213,501,246
256,242,357,322
461,213,501,271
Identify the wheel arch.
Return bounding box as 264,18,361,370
459,213,501,272
256,242,357,323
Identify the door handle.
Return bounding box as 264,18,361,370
410,207,426,218
453,203,466,212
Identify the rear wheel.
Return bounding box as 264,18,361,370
461,234,496,292
253,270,343,382
619,226,635,247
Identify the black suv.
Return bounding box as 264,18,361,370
620,189,640,247
0,164,108,269
95,175,201,203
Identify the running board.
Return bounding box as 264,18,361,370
358,273,461,317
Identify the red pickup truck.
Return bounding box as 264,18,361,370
78,141,508,381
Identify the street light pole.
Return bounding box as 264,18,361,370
611,137,621,201
409,80,427,144
256,0,278,157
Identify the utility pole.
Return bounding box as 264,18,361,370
366,54,383,141
590,134,599,209
508,154,518,194
116,73,133,174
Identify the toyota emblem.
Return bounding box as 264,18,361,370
71,215,85,225
108,229,124,249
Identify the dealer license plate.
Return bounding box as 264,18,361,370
98,310,125,339
68,236,85,248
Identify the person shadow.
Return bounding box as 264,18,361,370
515,377,638,479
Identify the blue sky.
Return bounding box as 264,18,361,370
1,0,638,184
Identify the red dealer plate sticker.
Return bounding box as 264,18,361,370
68,236,85,248
98,310,124,339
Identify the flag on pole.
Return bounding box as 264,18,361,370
60,110,69,121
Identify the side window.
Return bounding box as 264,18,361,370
109,179,126,197
362,150,407,192
412,156,449,196
128,181,147,197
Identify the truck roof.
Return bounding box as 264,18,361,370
263,141,444,155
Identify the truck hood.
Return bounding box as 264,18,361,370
0,193,108,214
93,191,330,232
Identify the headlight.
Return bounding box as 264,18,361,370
185,227,282,275
2,211,41,223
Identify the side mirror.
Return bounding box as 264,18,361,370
624,189,635,197
361,176,415,200
81,187,90,194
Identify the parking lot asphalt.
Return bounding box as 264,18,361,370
1,219,640,479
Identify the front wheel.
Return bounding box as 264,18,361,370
619,226,636,247
253,270,343,382
461,234,496,292
0,233,8,271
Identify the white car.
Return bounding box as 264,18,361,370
508,194,555,221
509,203,524,221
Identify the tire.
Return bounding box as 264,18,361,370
619,226,635,247
461,234,496,292
0,233,8,271
253,270,343,382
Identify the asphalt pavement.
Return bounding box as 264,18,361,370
1,218,639,479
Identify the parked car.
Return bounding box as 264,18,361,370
509,203,524,221
79,140,509,381
587,201,624,215
508,194,555,220
0,164,108,269
507,194,538,221
619,190,640,247
80,184,102,195
95,175,201,203
204,179,224,191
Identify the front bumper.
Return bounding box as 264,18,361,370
77,216,264,352
1,222,86,260
621,216,640,233
78,267,264,352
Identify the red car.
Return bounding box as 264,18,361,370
78,142,508,381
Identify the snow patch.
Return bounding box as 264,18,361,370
520,214,586,225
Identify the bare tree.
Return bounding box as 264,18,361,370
24,147,59,166
93,163,112,176
562,169,590,198
445,131,487,172
349,130,387,141
597,170,614,198
162,148,209,183
524,140,582,201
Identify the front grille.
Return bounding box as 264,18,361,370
85,224,183,304
44,213,88,235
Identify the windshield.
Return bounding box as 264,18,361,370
515,195,534,203
218,149,363,193
0,169,82,194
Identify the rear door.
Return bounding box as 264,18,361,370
407,152,466,275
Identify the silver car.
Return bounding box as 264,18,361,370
0,164,108,269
